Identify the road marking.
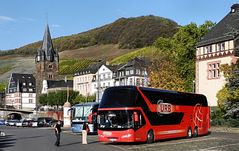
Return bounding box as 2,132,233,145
199,143,239,151
126,137,219,150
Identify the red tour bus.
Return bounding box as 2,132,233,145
97,86,210,143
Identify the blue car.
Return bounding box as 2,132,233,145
0,119,6,125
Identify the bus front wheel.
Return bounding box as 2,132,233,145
193,127,198,137
147,130,154,144
187,128,192,138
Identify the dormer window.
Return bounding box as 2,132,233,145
217,42,225,51
205,45,212,53
231,4,239,13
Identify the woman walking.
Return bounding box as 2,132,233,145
54,120,62,146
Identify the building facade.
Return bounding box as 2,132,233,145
73,63,102,96
196,4,239,106
35,24,59,101
92,64,117,102
5,73,36,110
73,58,148,102
114,57,148,87
42,80,73,94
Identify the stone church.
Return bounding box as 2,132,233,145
35,24,59,100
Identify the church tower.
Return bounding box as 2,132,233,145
35,24,59,101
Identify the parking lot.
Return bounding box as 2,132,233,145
111,132,239,151
1,126,239,151
62,127,239,151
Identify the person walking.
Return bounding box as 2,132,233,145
54,120,62,146
82,122,89,144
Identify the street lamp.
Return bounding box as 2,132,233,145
192,80,195,93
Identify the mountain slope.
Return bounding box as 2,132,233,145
0,15,179,56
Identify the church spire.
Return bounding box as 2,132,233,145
41,24,56,62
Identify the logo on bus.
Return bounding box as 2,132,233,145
157,100,174,114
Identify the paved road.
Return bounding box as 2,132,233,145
0,126,121,151
1,126,239,151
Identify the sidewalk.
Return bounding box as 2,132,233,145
210,126,239,133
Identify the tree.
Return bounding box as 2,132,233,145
39,90,78,106
153,21,215,92
149,50,185,91
172,22,215,91
73,94,96,105
0,82,7,92
217,60,239,119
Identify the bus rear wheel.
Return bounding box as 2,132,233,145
193,127,198,137
187,128,192,138
147,130,154,144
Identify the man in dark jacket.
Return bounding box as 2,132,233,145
54,120,61,146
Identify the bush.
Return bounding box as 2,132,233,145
210,107,239,127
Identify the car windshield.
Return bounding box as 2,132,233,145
98,110,135,129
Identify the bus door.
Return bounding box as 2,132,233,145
133,110,147,142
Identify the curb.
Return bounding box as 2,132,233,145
210,127,239,133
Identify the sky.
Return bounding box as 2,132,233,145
0,0,238,50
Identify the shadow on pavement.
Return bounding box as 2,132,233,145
0,135,16,149
60,141,81,146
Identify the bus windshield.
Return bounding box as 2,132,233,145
98,110,135,129
73,105,92,121
100,86,137,108
98,110,146,130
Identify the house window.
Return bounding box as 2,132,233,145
29,83,32,86
29,99,33,103
136,78,140,86
48,74,53,79
208,62,220,79
129,78,133,85
136,69,141,75
217,42,225,51
130,70,134,75
205,45,212,53
23,88,27,92
29,94,33,98
23,83,26,86
49,64,53,69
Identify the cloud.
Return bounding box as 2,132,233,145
0,16,15,22
51,24,60,28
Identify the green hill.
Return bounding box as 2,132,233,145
0,15,179,56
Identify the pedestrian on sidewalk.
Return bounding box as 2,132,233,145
82,122,89,144
54,120,62,146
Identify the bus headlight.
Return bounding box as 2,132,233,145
121,134,132,138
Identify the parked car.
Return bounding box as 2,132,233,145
37,117,55,127
16,119,35,127
0,119,5,125
6,119,19,126
31,119,38,127
16,120,23,127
